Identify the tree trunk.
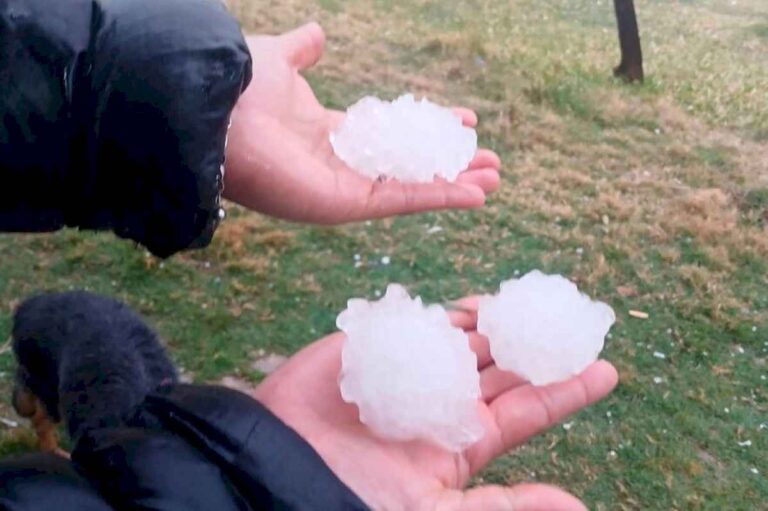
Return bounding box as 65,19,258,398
613,0,644,83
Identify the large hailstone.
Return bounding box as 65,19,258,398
330,94,478,183
478,271,615,386
336,284,484,452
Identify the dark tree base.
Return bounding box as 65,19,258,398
613,0,644,83
613,62,644,83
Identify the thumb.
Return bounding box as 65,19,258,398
279,22,326,70
446,484,588,511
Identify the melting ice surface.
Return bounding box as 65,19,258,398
337,284,484,452
330,94,478,183
478,270,616,386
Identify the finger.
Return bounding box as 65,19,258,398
279,22,326,70
452,107,478,127
448,295,482,311
468,149,502,171
456,168,500,193
480,365,527,402
468,332,492,369
442,484,587,511
444,308,491,369
468,360,618,472
447,308,476,330
367,180,486,218
327,110,345,130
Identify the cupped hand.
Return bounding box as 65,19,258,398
224,23,502,224
253,297,618,510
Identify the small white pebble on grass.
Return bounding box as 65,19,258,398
563,422,574,431
724,408,730,414
576,247,584,255
608,450,617,458
751,468,759,475
653,351,666,359
606,411,612,418
666,328,673,335
653,376,664,384
513,269,521,276
0,418,18,428
427,226,443,234
752,326,757,332
737,440,752,447
759,423,767,431
374,289,382,297
381,256,391,265
354,254,361,261
736,346,745,354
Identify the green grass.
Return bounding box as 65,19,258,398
1,0,767,509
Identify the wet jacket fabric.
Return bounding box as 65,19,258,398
0,385,370,510
0,0,251,258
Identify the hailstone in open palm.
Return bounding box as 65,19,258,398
337,284,483,452
330,94,477,183
478,271,615,386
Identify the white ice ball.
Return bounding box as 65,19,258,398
337,284,484,452
330,94,478,183
478,270,615,386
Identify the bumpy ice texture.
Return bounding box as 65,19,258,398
330,94,478,183
337,284,484,452
478,271,615,386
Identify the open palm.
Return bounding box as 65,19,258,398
223,23,502,224
253,297,618,510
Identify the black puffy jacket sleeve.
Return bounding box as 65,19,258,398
73,384,371,511
0,453,113,511
0,0,252,258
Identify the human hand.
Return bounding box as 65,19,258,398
253,296,619,510
223,23,502,224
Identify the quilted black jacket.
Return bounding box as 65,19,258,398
0,0,249,258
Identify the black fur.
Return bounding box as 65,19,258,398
11,291,178,442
